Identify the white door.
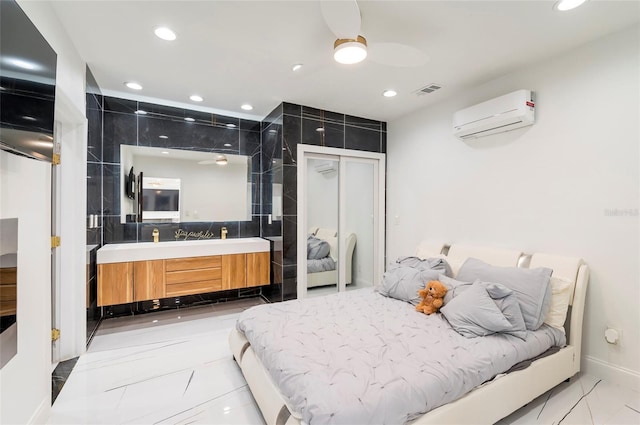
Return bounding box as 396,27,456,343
0,150,52,423
297,145,385,299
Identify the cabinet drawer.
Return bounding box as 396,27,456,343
165,256,221,271
0,267,17,285
165,280,222,297
166,268,221,284
0,284,16,301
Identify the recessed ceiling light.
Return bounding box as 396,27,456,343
241,104,253,111
316,127,325,132
125,82,143,90
268,129,277,134
224,143,232,147
554,0,587,11
292,64,303,72
135,110,147,115
383,90,397,98
225,123,237,128
161,151,169,155
334,36,368,65
154,27,176,41
22,115,37,121
159,135,168,139
189,94,203,102
184,117,195,122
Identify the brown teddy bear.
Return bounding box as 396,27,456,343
416,280,448,315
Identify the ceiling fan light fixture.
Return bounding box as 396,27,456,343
333,36,367,65
215,154,228,165
554,0,587,11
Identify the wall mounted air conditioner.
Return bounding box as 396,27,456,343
314,161,337,174
453,89,535,139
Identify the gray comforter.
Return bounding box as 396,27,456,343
236,288,565,425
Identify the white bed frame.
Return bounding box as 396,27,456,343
229,243,589,425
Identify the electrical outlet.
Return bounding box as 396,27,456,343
605,327,620,344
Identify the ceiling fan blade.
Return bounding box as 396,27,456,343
368,42,429,67
320,0,362,39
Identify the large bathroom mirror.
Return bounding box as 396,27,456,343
120,145,251,223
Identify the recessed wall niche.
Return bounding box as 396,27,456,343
86,95,262,246
86,96,386,312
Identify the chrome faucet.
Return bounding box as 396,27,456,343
221,227,228,240
152,228,159,243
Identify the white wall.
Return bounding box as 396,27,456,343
387,25,639,389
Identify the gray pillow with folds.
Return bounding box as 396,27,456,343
457,258,552,331
439,274,473,305
388,256,452,277
480,281,528,340
441,283,513,337
378,268,442,305
439,274,528,339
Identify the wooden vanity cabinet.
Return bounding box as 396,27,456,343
247,252,270,287
98,262,133,306
134,260,165,301
165,255,222,297
222,254,246,290
98,251,270,306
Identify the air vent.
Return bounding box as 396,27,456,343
415,83,442,96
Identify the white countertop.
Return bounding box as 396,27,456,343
97,237,270,264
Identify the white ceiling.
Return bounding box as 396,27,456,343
50,1,639,122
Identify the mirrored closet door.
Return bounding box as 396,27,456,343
297,145,385,299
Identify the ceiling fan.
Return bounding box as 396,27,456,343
320,0,428,67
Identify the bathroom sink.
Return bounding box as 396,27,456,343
97,237,269,264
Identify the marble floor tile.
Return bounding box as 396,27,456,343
49,296,636,425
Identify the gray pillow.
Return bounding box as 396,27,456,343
307,235,330,260
441,283,513,338
378,267,442,305
457,258,552,331
438,274,472,305
389,256,451,276
479,282,527,340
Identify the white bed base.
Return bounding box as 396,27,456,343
229,244,589,425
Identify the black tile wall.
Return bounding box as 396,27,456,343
102,111,136,164
87,96,385,308
86,106,102,162
275,102,386,300
88,95,262,247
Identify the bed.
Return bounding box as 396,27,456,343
229,243,589,425
306,227,357,288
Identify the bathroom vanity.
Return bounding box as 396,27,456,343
96,238,270,306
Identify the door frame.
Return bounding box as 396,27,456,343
296,145,385,299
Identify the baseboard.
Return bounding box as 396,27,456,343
582,355,640,391
28,395,50,425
